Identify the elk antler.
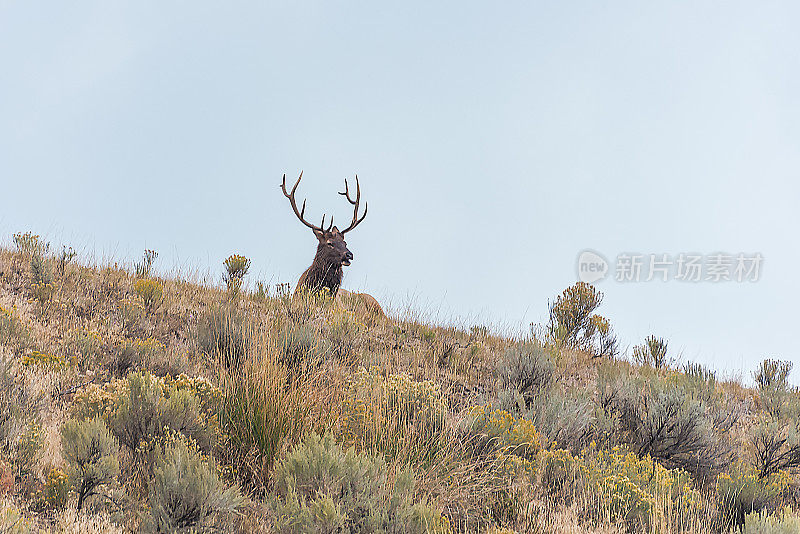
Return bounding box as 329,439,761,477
337,175,368,234
281,171,335,233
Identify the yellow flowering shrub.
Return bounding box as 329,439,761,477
13,232,49,256
72,381,122,420
116,336,167,373
20,350,71,369
31,282,55,305
0,503,33,534
33,468,71,511
546,282,616,357
13,421,43,475
340,367,447,463
166,373,222,412
71,371,221,455
134,279,163,313
538,447,578,495
716,463,790,528
578,446,701,530
222,254,250,295
466,406,542,460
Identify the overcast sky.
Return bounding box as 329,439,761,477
1,2,798,383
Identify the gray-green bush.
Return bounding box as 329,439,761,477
194,305,253,367
61,417,120,510
497,342,554,410
272,433,449,534
631,335,671,369
750,360,800,478
108,372,209,454
146,436,243,533
597,366,733,478
742,509,800,534
281,324,332,373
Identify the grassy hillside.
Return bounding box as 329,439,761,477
0,232,798,533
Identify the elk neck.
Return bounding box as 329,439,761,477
303,243,344,292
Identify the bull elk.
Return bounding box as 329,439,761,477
281,172,384,317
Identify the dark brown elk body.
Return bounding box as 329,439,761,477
280,173,382,319
295,226,351,295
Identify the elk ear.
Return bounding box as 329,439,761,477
313,228,326,240
330,226,341,235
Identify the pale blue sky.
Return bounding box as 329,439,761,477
1,2,798,383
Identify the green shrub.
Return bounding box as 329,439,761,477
749,361,800,478
30,251,55,305
194,305,253,367
631,335,671,369
272,433,449,534
716,463,790,529
323,307,367,359
754,360,792,392
134,279,163,314
216,359,307,492
106,372,211,455
524,386,594,453
30,251,53,287
681,362,718,403
755,360,793,417
146,435,243,533
598,369,732,478
281,324,332,373
750,417,800,479
61,418,120,510
113,337,170,376
11,421,43,477
546,282,617,357
743,509,800,534
497,342,554,410
222,254,250,296
0,306,30,354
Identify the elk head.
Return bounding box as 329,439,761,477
281,171,368,296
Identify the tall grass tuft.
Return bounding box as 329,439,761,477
216,354,309,493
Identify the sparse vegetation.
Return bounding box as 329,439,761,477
545,282,618,358
631,335,671,369
222,254,250,297
134,249,158,278
0,235,796,533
